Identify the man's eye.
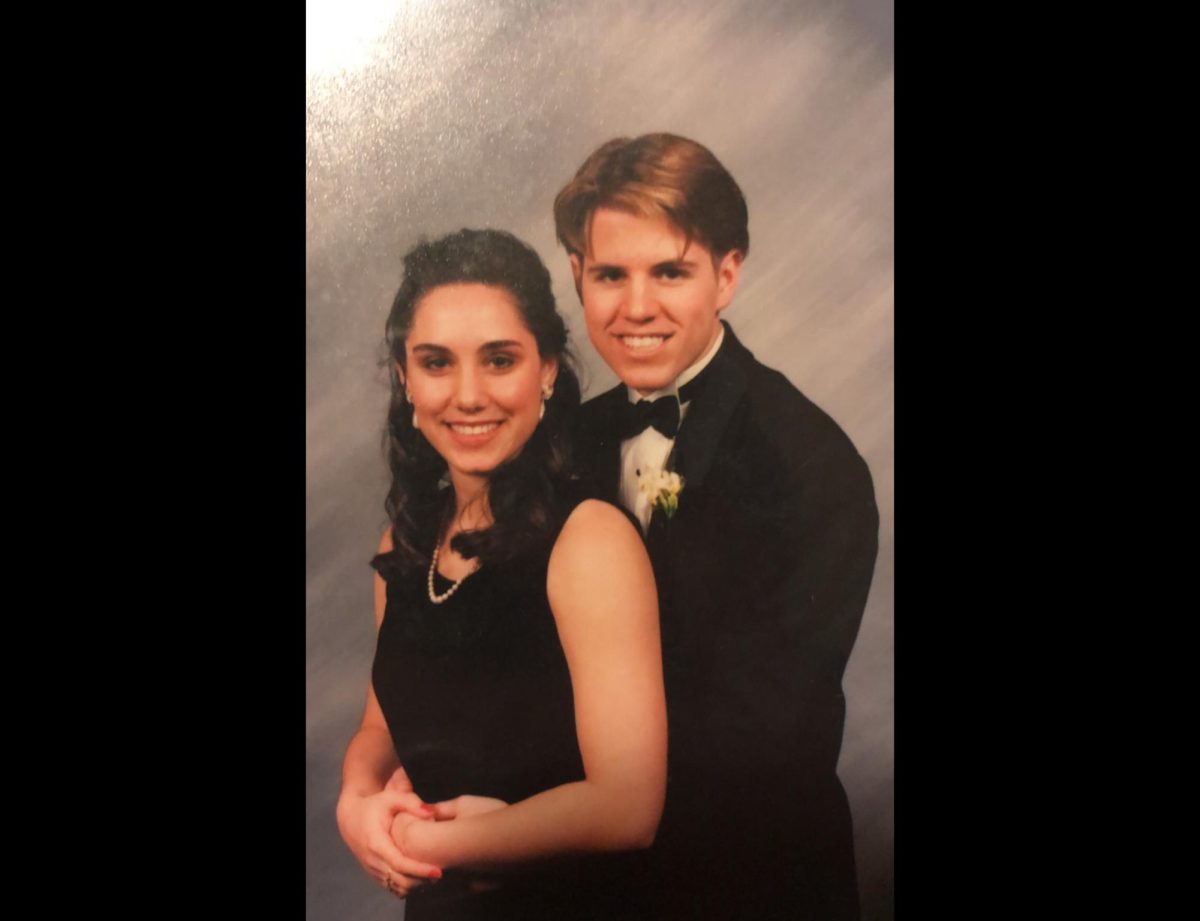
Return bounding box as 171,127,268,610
658,266,687,280
595,269,623,282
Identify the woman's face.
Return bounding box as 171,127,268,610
403,283,558,492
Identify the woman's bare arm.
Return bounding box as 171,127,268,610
336,528,443,894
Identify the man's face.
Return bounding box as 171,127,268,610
571,207,742,395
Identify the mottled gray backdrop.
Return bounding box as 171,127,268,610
306,0,893,918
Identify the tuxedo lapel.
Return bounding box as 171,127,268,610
668,324,748,492
579,385,627,505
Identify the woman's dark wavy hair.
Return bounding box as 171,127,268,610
383,228,581,574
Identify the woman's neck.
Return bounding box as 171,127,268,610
447,474,493,538
433,476,491,581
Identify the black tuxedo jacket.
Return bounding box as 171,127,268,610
575,324,879,921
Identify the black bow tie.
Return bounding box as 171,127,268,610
619,395,681,439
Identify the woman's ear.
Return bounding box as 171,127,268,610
541,357,560,394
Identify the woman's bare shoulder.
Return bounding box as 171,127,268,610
548,500,652,606
556,499,641,552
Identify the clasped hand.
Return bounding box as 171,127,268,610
339,766,507,899
389,792,510,893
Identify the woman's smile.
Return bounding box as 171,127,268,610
444,419,504,445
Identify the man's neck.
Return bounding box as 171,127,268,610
628,324,726,403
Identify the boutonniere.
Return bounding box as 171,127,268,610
638,467,685,520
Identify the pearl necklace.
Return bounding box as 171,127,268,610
427,541,480,604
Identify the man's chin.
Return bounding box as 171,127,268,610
625,377,674,396
609,362,675,395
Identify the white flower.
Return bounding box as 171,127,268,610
637,467,685,519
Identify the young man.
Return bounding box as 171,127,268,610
555,134,879,920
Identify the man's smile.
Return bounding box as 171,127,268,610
616,333,673,352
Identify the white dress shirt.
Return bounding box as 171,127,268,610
619,326,725,531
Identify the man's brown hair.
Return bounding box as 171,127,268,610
553,133,750,263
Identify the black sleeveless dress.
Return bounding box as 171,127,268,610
370,497,645,921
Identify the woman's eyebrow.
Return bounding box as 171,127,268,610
410,340,526,354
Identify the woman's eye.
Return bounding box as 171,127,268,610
421,357,450,371
487,354,516,369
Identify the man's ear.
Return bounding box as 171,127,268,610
568,253,584,301
714,250,744,313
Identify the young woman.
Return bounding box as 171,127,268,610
336,229,666,919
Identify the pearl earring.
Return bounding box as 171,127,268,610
539,384,554,421
406,393,420,430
